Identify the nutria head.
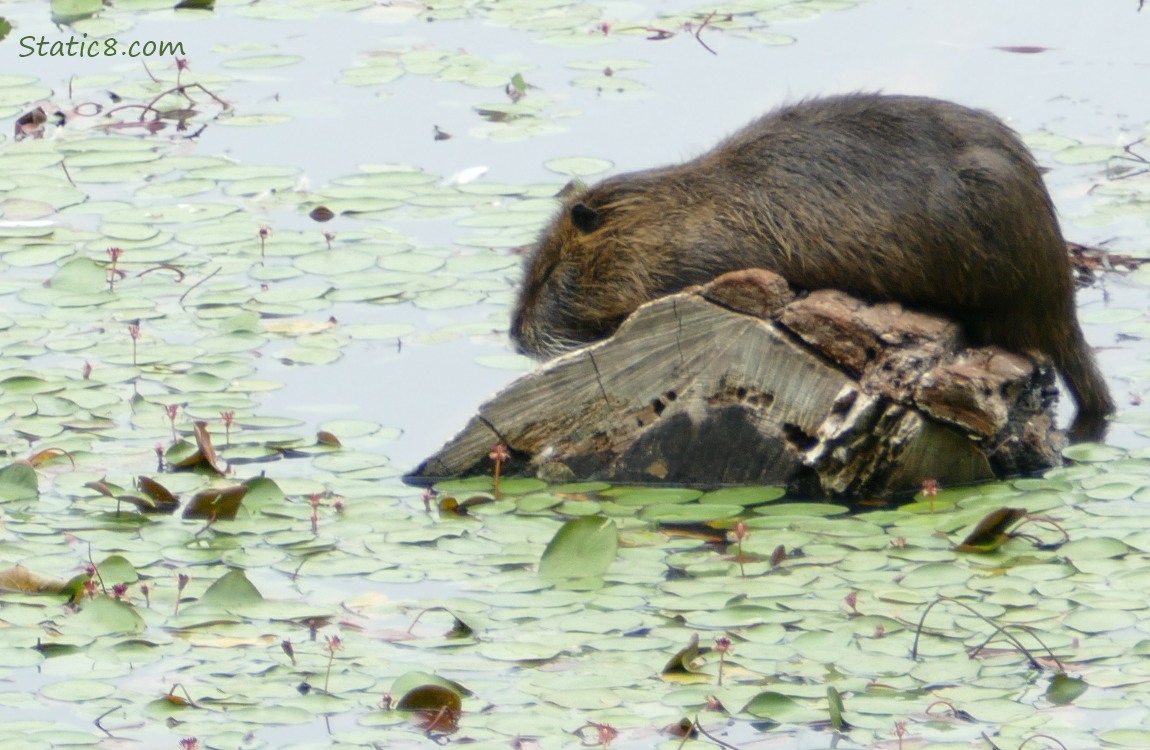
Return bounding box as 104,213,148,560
511,178,681,359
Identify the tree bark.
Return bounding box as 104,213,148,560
406,270,1063,498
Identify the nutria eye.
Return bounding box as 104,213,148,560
570,203,603,234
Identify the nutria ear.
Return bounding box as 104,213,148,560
570,203,603,234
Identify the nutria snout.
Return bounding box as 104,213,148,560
511,93,1114,440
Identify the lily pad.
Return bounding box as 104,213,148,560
544,157,614,177
539,516,618,581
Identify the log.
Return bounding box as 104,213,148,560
406,270,1063,498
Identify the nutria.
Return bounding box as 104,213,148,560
510,93,1113,440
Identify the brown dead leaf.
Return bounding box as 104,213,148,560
25,448,75,468
135,476,181,514
14,107,47,140
662,633,702,675
182,485,248,520
438,495,493,516
955,507,1027,552
193,421,227,475
84,480,117,497
0,565,66,594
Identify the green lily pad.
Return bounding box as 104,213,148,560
539,516,618,581
197,568,264,611
1053,145,1124,164
610,488,702,507
543,157,614,177
67,596,145,636
744,691,821,723
639,503,743,522
0,463,39,501
4,245,74,268
700,486,786,506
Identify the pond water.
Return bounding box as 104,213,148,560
1,0,1150,748
5,0,1149,460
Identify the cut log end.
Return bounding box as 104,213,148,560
406,270,1064,498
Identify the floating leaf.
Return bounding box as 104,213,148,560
1053,144,1124,165
438,495,494,516
393,671,472,700
744,692,810,722
827,686,846,730
639,503,742,522
1023,131,1079,152
241,476,285,512
543,156,614,177
661,633,701,675
699,486,785,506
0,565,64,594
164,440,199,470
1101,729,1150,747
97,555,139,585
317,430,342,447
955,507,1027,552
1063,608,1137,634
4,244,74,268
198,568,264,610
1046,672,1087,705
392,671,469,730
407,607,475,640
0,463,38,501
492,478,547,495
51,0,103,21
69,596,145,636
396,684,461,731
1061,443,1127,462
135,476,180,514
551,481,611,494
182,485,249,520
170,421,228,475
538,516,618,581
611,488,701,507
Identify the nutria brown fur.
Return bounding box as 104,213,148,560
510,93,1114,439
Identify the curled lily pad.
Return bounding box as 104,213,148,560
197,568,264,611
183,485,248,520
954,508,1027,553
539,516,618,581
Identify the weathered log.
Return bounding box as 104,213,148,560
406,270,1063,498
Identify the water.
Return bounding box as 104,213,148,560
1,0,1146,464
4,1,1149,746
219,0,1149,465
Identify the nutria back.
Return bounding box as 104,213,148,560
510,93,1113,439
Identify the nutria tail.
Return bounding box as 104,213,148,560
1058,328,1115,441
